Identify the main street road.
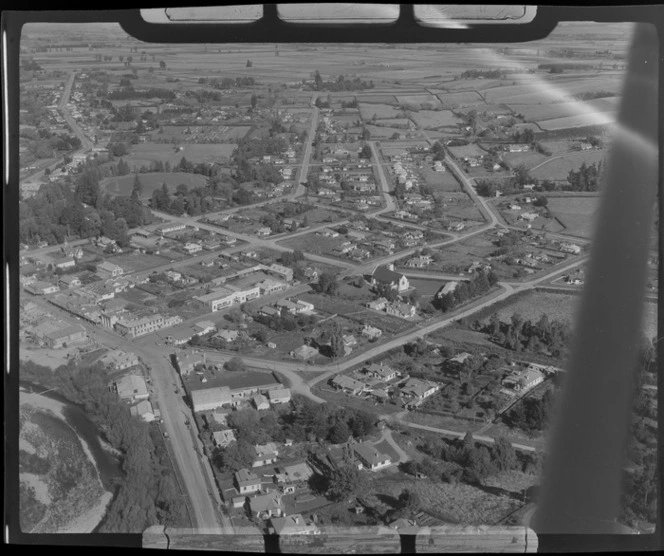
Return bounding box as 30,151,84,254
369,141,397,214
25,296,232,533
292,96,320,198
59,71,94,152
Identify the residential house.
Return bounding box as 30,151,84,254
249,492,284,519
193,320,216,336
99,349,139,371
400,377,439,407
165,270,183,282
59,275,82,289
176,351,205,376
371,265,409,293
25,281,60,295
213,329,240,343
330,374,367,396
519,212,538,221
502,368,545,392
352,442,392,471
361,324,382,340
269,514,319,536
406,256,431,268
130,400,156,422
234,468,262,495
96,261,124,279
253,442,279,468
389,519,419,534
213,429,236,448
508,144,531,153
267,388,291,405
436,281,459,298
367,297,388,311
289,345,319,360
252,394,270,410
365,363,398,382
386,301,416,319
165,327,195,346
54,257,76,270
183,242,202,255
560,242,582,255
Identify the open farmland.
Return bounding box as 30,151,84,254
546,195,600,238
530,149,608,181
365,125,409,139
410,110,461,129
490,291,658,339
436,90,485,107
380,141,430,157
396,93,442,107
359,103,402,120
421,166,461,191
354,94,398,104
370,118,412,128
101,172,208,199
538,112,617,131
447,143,488,160
156,125,251,141
511,97,620,122
502,151,549,170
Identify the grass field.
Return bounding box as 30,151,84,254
104,252,171,273
101,171,208,199
380,141,430,157
510,97,619,122
396,94,442,107
369,118,411,128
359,103,402,120
538,113,617,131
436,90,485,107
447,143,488,160
502,151,550,170
410,110,461,129
354,94,398,104
530,149,608,181
126,142,236,169
421,166,460,191
546,196,600,238
365,124,409,139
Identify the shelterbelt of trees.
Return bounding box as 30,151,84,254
21,360,189,532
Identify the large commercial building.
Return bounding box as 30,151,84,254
115,313,182,338
194,284,260,312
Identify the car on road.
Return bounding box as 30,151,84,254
163,431,169,438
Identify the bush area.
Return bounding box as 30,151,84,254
20,359,189,532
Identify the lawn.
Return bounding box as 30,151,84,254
546,195,600,238
100,172,208,200
365,124,410,139
396,94,442,108
447,143,488,160
510,97,619,122
530,150,608,181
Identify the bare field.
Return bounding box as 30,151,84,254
530,150,608,181
396,94,442,107
436,90,485,106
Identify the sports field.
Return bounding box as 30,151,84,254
101,172,208,199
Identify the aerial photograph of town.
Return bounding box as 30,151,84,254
15,15,658,544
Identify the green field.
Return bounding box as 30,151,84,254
126,143,237,170
101,172,208,199
359,103,402,120
410,110,461,129
546,196,600,238
530,150,608,181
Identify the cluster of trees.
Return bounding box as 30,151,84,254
314,272,339,295
358,145,372,160
459,68,506,79
512,128,535,143
107,87,176,101
24,128,82,159
434,270,499,313
416,432,524,485
280,249,306,267
20,360,189,531
566,161,602,191
211,396,376,473
340,99,358,109
232,135,288,184
503,388,557,432
309,71,374,92
252,309,317,332
485,312,573,359
20,167,153,246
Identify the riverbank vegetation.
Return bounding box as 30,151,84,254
20,360,189,531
